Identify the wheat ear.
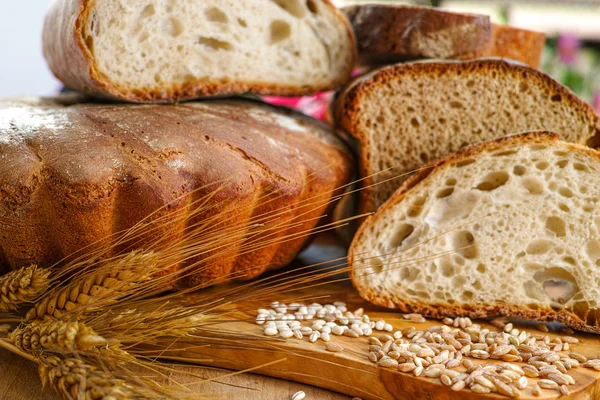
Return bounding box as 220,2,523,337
0,265,50,312
9,319,109,354
25,252,162,321
38,355,146,400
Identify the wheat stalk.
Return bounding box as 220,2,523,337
0,265,50,312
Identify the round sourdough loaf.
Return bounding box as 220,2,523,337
0,95,353,286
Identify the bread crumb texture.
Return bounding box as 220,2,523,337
86,0,352,91
351,134,600,332
339,60,600,211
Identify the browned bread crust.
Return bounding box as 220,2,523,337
335,59,600,216
0,95,353,285
349,132,600,334
460,23,546,69
42,0,357,103
342,4,491,61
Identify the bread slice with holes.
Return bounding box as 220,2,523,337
460,23,546,69
349,132,600,333
335,59,600,215
42,0,356,103
342,4,491,64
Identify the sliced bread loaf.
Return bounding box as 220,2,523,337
335,59,600,215
460,23,546,69
342,4,491,62
350,132,600,333
43,0,356,102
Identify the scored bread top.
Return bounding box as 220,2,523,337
350,132,600,333
335,59,600,214
42,0,357,102
0,95,353,285
342,4,491,61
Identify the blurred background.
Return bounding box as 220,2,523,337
1,0,599,113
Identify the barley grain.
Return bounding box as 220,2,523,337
378,358,398,368
325,343,343,353
470,383,491,394
538,379,558,389
451,380,465,391
398,363,416,372
291,390,306,400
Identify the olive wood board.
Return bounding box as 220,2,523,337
156,279,600,400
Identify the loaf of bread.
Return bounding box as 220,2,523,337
42,0,356,102
350,133,600,333
0,95,353,286
342,4,491,63
460,23,546,69
343,4,545,69
335,59,600,215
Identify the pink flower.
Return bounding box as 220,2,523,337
557,34,580,66
261,96,302,108
262,91,334,122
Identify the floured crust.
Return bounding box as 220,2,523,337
42,0,357,103
334,59,600,216
349,132,600,334
342,4,491,61
0,96,353,286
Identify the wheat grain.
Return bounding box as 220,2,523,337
0,265,50,312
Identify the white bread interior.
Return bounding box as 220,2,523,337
350,133,600,333
336,60,600,213
85,0,354,93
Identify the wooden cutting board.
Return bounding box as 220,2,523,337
158,278,600,400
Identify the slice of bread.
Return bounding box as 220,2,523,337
460,23,546,69
335,59,600,215
342,4,491,63
43,0,356,102
350,132,600,333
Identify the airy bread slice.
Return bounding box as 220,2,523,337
342,4,491,63
335,59,600,215
350,133,600,333
460,23,546,69
42,0,356,102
